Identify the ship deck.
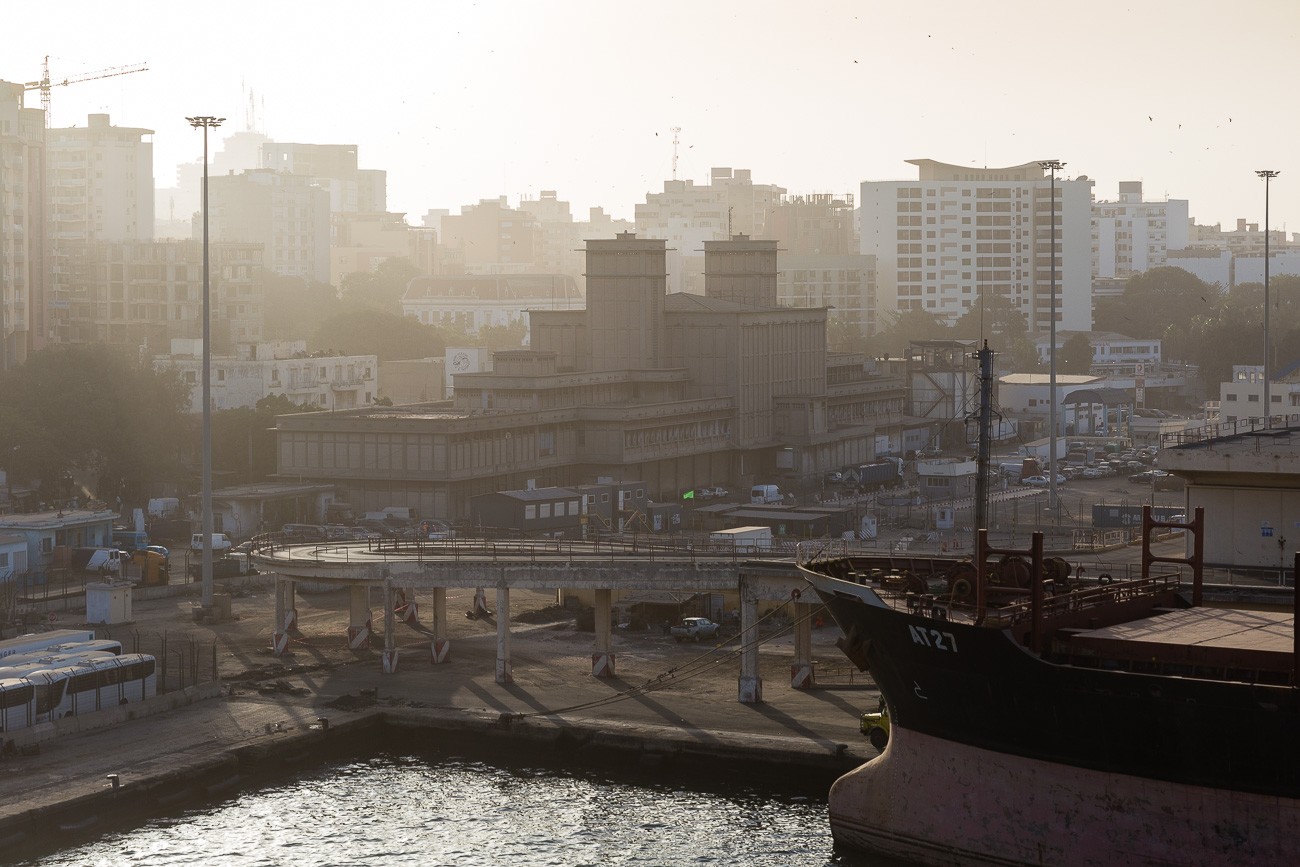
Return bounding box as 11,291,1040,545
1064,607,1296,674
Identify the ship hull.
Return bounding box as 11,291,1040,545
805,569,1300,864
831,725,1300,867
808,573,1300,797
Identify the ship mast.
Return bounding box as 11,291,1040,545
972,340,995,549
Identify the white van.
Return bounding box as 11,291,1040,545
83,549,127,574
190,533,232,552
750,484,782,504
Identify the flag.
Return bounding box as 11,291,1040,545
682,490,695,500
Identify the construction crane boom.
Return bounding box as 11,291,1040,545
21,56,149,125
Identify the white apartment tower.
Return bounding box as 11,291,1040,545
860,159,1093,333
1092,181,1189,279
0,81,45,368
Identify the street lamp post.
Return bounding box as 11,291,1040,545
187,115,224,611
1039,159,1065,518
1256,170,1279,428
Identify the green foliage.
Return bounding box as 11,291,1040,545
312,308,449,361
473,320,528,351
1059,333,1095,375
211,395,315,484
872,307,950,357
339,258,422,315
0,345,190,505
263,276,341,341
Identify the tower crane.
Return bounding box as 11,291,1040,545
22,56,149,126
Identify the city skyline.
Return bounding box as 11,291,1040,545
8,0,1298,232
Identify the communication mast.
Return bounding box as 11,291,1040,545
670,126,682,180
22,56,149,127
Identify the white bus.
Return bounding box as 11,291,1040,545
0,630,97,660
0,654,156,727
0,641,123,670
56,654,157,716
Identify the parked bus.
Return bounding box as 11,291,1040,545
58,654,157,715
0,678,40,731
0,630,97,660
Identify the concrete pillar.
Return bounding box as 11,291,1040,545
737,575,763,703
271,575,291,656
381,580,398,673
495,585,512,683
347,584,372,650
790,600,815,689
279,579,298,631
395,586,418,624
429,587,450,663
592,587,615,677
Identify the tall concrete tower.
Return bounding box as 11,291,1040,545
584,232,666,370
704,235,778,307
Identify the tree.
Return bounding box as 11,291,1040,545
0,345,190,506
474,320,528,351
312,308,449,361
339,258,422,315
872,307,951,357
211,395,314,484
263,275,341,341
1059,333,1095,375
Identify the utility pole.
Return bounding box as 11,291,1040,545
187,115,224,612
1039,159,1065,518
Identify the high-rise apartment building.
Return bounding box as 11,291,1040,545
260,142,385,215
860,159,1093,333
45,113,154,342
635,168,786,294
516,190,634,292
439,197,542,274
206,169,331,283
1092,181,1188,279
61,240,263,351
0,81,45,369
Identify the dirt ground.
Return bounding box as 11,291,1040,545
65,577,846,701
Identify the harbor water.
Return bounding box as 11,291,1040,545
22,751,888,866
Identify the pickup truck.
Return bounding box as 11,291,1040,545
669,617,721,642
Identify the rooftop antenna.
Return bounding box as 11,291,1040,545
670,126,682,180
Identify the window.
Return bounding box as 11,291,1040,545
1225,393,1237,401
1248,394,1260,403
524,505,537,520
540,504,551,518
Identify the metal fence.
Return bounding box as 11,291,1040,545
90,628,220,694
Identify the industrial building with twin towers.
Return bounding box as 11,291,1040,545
272,233,914,524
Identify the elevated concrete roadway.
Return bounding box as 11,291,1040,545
252,537,815,703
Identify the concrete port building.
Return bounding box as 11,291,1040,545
273,233,910,521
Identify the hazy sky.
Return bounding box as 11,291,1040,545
9,0,1299,231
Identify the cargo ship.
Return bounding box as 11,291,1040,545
798,510,1300,866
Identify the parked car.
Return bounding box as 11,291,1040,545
1081,467,1106,479
1022,475,1049,487
1130,470,1169,484
669,617,721,642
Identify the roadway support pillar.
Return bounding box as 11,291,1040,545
737,575,763,703
495,585,512,683
271,576,296,656
395,586,418,624
791,600,815,689
592,587,615,677
381,578,398,673
347,584,372,650
429,587,450,663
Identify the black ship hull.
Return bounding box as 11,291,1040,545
804,569,1300,865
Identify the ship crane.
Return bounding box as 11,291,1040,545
22,56,149,126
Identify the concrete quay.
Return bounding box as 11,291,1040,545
0,599,875,859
